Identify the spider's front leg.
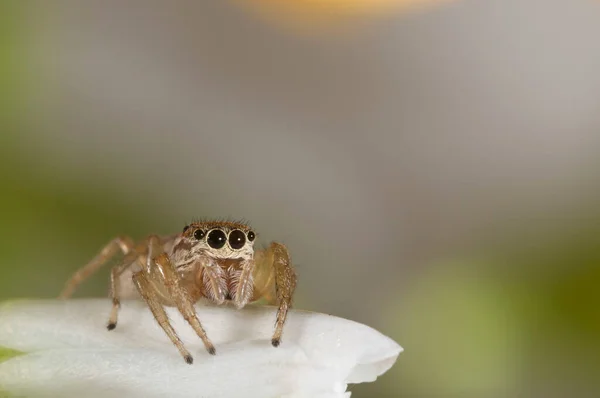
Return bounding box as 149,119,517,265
132,268,193,363
132,236,215,364
267,242,297,347
130,235,193,363
152,252,216,358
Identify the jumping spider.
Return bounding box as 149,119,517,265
59,220,297,364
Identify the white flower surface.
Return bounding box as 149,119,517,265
0,299,402,398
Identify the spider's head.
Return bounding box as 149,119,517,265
181,220,256,261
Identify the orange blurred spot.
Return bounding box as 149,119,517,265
237,0,454,33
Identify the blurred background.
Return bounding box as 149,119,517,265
1,0,600,396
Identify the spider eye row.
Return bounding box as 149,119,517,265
188,227,255,249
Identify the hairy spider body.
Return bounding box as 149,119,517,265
59,220,297,364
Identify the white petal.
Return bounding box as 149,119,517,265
0,299,402,398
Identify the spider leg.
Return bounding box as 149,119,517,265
106,250,144,330
153,253,216,357
132,269,194,364
58,236,135,299
107,235,162,329
268,242,297,347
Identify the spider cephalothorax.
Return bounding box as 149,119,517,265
59,220,297,364
175,221,255,264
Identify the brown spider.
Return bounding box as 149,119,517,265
58,220,297,364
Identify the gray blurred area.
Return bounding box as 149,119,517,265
3,0,600,396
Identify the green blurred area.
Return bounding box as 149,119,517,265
347,236,600,397
1,3,599,398
0,2,168,299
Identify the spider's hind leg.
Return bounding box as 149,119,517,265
59,236,135,299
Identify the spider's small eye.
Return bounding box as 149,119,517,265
194,229,205,240
229,230,246,249
247,231,255,242
183,225,190,233
207,229,226,249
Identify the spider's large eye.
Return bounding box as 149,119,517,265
207,229,227,249
194,229,205,240
247,231,255,242
229,230,246,249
